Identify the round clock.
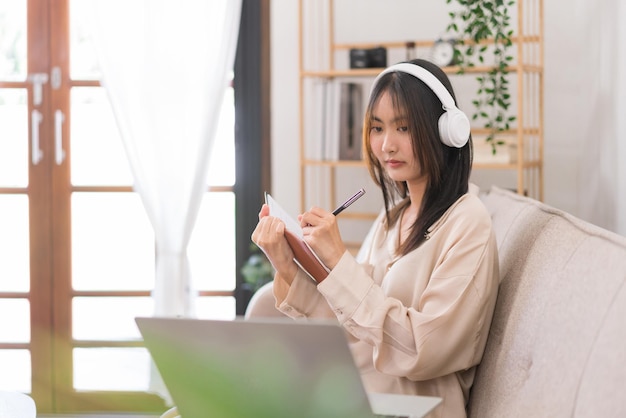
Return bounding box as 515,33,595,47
431,39,456,67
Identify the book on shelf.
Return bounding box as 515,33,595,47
305,79,326,161
338,81,363,161
324,80,339,161
265,193,330,283
308,80,364,161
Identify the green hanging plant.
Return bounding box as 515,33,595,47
446,0,516,154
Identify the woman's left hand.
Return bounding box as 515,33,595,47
299,207,347,270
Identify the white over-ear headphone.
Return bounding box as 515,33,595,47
371,62,470,148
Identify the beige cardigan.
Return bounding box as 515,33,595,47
273,191,499,418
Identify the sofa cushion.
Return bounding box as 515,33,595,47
574,280,626,417
470,186,626,417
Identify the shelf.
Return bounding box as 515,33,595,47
331,35,542,51
471,127,541,136
472,160,542,170
303,159,366,168
302,64,541,79
299,0,544,217
301,69,384,78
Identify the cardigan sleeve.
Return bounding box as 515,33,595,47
273,268,336,319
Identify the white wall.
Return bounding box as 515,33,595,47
270,0,626,235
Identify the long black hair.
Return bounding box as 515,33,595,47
363,59,473,255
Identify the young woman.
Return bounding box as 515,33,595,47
251,58,499,417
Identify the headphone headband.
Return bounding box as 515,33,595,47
372,63,456,111
370,62,470,148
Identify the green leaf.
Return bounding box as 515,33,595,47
448,0,516,140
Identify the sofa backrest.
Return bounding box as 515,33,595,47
470,186,626,417
244,281,284,318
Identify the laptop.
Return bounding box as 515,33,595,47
136,316,442,418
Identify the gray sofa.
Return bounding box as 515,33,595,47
246,186,626,417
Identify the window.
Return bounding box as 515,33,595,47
0,0,268,413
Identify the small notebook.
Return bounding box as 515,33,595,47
265,193,330,282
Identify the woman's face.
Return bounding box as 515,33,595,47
369,91,424,185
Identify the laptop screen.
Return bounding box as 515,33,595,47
136,316,376,418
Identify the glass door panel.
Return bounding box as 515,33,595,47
0,299,30,342
71,193,154,291
73,297,152,341
195,296,236,320
188,192,236,292
0,299,30,392
72,295,153,391
206,87,236,186
0,90,28,187
0,195,30,291
70,87,132,186
0,350,30,391
69,0,101,80
0,1,27,81
73,347,151,391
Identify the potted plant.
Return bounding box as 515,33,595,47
446,0,516,154
240,243,274,295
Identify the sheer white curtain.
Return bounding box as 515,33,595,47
576,0,626,235
617,1,626,235
90,0,242,317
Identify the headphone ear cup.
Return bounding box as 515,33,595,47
438,108,470,148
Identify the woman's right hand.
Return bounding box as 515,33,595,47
251,204,299,283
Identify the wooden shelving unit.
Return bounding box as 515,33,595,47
297,0,544,248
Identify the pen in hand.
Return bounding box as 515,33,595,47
332,188,366,216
